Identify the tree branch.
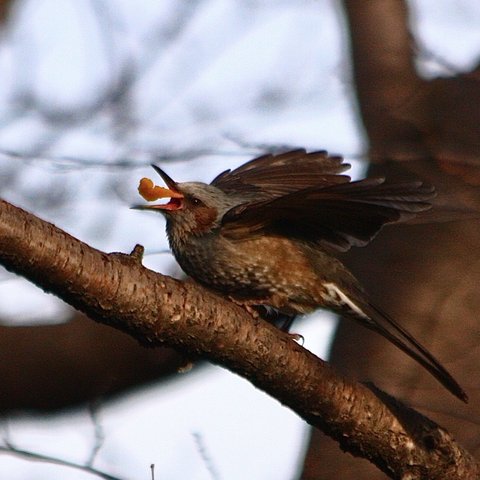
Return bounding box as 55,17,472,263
0,199,478,479
342,0,430,161
0,313,185,411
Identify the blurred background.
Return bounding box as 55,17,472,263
0,1,480,479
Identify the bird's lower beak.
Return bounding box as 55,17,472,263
131,196,183,211
131,204,164,211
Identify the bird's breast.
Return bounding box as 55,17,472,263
170,232,322,308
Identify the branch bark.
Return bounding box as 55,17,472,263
0,199,478,478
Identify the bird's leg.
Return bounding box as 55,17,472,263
227,296,263,319
255,306,297,332
277,313,297,333
272,311,303,344
231,300,303,343
227,297,284,322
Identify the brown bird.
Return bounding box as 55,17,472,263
133,149,467,402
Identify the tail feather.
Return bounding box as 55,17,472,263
362,301,467,402
324,283,468,402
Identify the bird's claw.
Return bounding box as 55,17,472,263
288,333,304,344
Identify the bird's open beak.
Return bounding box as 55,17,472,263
131,165,184,211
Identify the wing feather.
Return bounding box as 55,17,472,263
221,178,435,251
211,149,351,197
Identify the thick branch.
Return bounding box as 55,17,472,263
342,0,430,160
0,199,477,479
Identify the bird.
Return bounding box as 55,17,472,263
133,149,467,402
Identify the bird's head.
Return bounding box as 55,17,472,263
132,165,239,240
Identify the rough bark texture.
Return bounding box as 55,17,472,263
301,1,480,478
0,198,478,478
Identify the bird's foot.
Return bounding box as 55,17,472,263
288,333,304,344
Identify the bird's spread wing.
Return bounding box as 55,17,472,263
211,149,351,197
221,178,435,252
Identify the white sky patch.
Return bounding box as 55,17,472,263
13,0,117,113
0,270,69,325
411,0,480,76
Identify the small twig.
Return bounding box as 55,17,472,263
87,401,106,467
0,443,124,480
0,148,250,170
192,432,221,480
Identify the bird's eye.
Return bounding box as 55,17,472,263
191,197,202,206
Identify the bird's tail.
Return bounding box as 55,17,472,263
324,283,468,402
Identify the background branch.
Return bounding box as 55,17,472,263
0,313,184,411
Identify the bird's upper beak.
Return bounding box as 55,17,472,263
131,165,184,211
